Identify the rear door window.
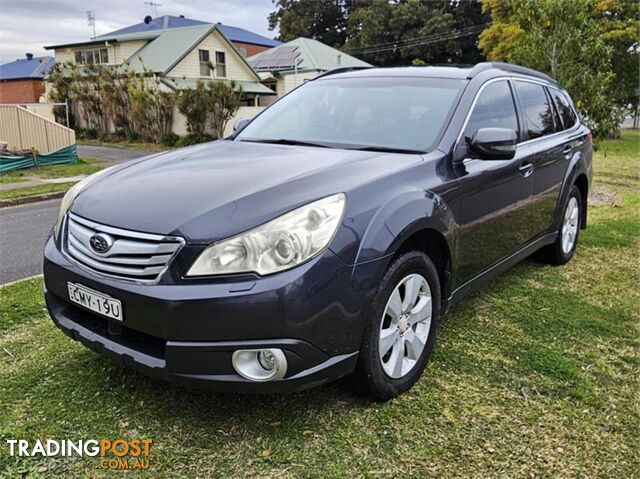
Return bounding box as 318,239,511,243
514,81,556,140
549,88,578,130
463,80,519,141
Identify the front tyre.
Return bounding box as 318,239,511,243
538,185,583,265
353,251,441,401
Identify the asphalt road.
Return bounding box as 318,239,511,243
0,199,60,284
0,145,159,285
77,144,156,162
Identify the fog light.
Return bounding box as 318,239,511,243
232,348,287,381
258,350,276,370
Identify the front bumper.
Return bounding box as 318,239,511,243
44,235,373,392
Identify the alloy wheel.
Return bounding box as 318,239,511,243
378,273,432,378
561,197,579,253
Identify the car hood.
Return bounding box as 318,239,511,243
72,140,422,243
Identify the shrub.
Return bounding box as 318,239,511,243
77,128,98,140
160,132,180,147
176,133,215,147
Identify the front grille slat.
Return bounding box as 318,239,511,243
64,213,184,282
67,235,173,266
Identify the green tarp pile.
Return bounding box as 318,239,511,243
0,144,78,172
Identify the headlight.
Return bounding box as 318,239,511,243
187,193,346,276
53,166,116,239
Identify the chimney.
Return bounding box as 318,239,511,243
179,15,185,18
26,52,34,60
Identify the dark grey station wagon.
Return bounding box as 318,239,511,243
44,62,592,400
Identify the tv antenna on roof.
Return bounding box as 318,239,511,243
144,1,163,18
86,10,96,39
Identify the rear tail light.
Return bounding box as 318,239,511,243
587,131,593,144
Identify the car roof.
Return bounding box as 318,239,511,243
318,62,557,85
321,66,473,80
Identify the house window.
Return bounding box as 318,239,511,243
199,49,211,77
215,51,226,77
74,48,109,65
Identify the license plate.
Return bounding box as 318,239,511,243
67,282,123,321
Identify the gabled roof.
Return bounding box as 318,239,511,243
248,38,371,74
0,56,55,81
125,25,211,74
45,16,280,51
124,24,261,81
94,15,280,48
98,15,208,37
217,25,280,47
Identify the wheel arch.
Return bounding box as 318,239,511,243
395,228,453,302
574,173,589,229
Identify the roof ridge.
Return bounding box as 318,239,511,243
298,38,319,70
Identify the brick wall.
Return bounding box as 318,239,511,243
0,80,45,103
231,42,272,58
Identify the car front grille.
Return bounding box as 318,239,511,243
64,212,184,282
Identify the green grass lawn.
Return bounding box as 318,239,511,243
0,183,76,202
0,157,103,182
1,132,638,478
0,157,104,201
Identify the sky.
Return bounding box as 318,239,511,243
0,0,278,63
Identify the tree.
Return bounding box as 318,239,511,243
267,0,488,67
208,81,242,139
445,0,490,64
268,0,350,46
176,80,242,140
346,0,455,66
479,0,626,138
595,0,640,129
177,80,210,138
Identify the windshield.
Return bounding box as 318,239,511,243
236,76,465,152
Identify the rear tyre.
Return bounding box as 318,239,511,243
352,251,441,401
538,185,582,265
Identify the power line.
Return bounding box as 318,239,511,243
345,23,488,53
344,23,489,55
345,25,486,55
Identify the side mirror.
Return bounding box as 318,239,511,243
233,118,251,132
467,127,517,160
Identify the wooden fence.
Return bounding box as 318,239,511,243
0,104,75,154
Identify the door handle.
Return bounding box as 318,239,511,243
519,161,534,178
562,145,573,158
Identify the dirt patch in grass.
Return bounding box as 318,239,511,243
588,185,620,206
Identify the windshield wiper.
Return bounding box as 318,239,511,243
239,138,332,148
348,145,426,154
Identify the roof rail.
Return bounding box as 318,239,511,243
313,66,373,80
467,62,555,83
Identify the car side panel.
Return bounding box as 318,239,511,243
551,128,592,231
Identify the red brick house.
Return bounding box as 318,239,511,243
0,54,54,103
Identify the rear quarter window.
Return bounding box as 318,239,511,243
549,88,578,130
